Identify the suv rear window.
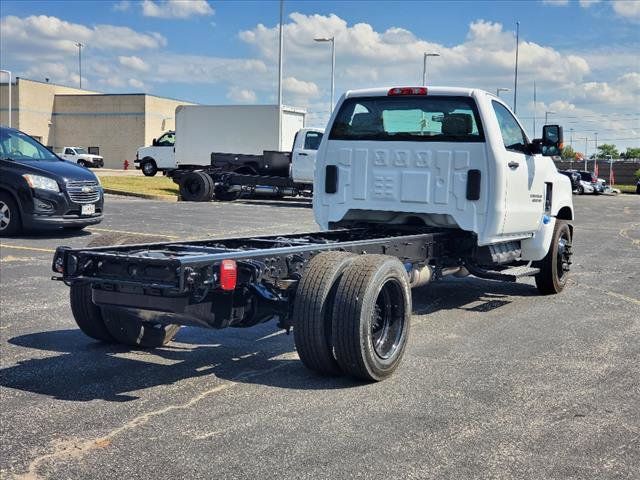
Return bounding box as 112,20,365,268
329,95,484,142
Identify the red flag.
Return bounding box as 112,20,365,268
594,162,599,179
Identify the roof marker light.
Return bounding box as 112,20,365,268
220,259,237,291
388,87,428,96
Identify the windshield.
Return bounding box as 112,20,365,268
74,147,88,154
0,129,59,162
329,95,484,142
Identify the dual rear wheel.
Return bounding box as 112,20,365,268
69,233,180,348
293,252,411,382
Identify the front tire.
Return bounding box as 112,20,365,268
142,159,158,177
534,220,572,295
0,192,21,236
332,255,412,381
576,185,584,195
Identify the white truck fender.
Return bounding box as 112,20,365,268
520,216,556,261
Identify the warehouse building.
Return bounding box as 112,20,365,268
0,77,193,168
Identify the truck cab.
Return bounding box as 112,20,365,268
135,130,176,176
314,86,573,261
291,128,324,184
59,147,104,168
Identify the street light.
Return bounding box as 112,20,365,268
0,69,11,128
75,42,84,89
545,111,555,125
496,87,510,98
314,36,335,113
422,52,440,86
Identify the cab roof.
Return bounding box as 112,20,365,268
343,86,490,98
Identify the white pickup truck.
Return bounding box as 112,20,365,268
58,147,104,168
54,86,575,382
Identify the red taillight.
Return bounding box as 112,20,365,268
388,87,428,96
219,259,237,291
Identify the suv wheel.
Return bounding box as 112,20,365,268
0,192,21,236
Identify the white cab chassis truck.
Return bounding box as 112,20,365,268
135,130,176,176
53,86,574,382
58,147,104,168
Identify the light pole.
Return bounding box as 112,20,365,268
0,69,11,128
513,21,520,113
277,0,283,109
545,111,555,125
496,87,510,98
75,42,84,89
569,128,574,147
314,36,335,113
422,52,440,86
594,132,598,158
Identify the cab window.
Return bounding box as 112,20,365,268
304,131,323,150
492,101,527,152
65,148,75,155
156,132,175,146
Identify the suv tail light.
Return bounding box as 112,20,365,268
388,87,428,96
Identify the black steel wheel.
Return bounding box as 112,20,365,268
179,171,213,201
534,220,572,295
292,251,355,376
332,255,412,381
0,192,21,236
142,159,158,177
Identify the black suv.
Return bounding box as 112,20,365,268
0,126,104,235
558,170,581,192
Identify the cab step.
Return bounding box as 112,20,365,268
465,264,540,282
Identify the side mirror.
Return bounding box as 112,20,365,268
541,125,563,157
152,138,158,146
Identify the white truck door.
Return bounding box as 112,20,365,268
292,130,323,184
154,132,176,169
492,101,543,235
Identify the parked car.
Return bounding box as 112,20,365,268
0,126,104,235
58,146,104,168
558,170,581,193
568,170,598,195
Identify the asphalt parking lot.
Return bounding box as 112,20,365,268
1,194,638,480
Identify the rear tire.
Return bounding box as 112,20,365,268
142,159,158,177
332,255,412,381
179,171,213,201
69,233,180,345
576,185,584,195
292,252,355,376
534,220,572,295
0,192,21,236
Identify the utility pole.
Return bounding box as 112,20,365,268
569,128,573,147
594,132,598,158
75,42,84,89
422,52,440,86
533,80,536,136
277,0,283,109
513,21,519,113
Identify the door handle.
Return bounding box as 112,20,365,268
508,161,520,169
298,152,308,156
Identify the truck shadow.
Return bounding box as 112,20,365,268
233,198,312,209
2,229,92,240
0,277,538,402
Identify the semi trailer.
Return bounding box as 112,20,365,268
52,86,574,382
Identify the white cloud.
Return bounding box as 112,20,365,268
118,55,150,72
283,77,320,97
612,0,640,20
542,0,569,6
569,72,640,106
0,15,166,59
142,0,214,19
579,0,601,7
113,1,130,11
226,86,257,103
128,78,145,89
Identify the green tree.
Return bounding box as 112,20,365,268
595,144,619,159
622,147,640,160
560,145,576,160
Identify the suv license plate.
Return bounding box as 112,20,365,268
81,204,96,216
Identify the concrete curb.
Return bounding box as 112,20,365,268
103,188,178,202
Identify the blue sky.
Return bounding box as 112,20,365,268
1,0,639,152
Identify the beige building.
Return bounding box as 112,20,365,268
0,77,194,168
